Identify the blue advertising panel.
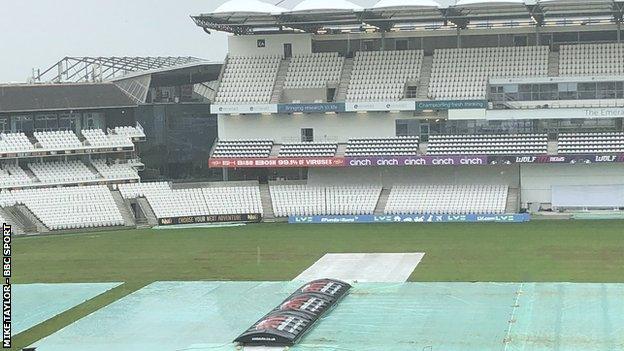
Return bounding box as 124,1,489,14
289,213,530,224
277,103,346,113
415,100,488,110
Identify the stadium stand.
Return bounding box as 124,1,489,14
0,164,34,187
28,160,98,183
385,184,508,215
278,142,338,158
429,46,549,99
82,129,134,148
345,137,420,156
270,185,381,217
283,53,344,89
557,132,624,154
11,185,124,230
0,132,35,153
91,159,139,180
347,50,423,101
113,125,146,139
212,139,274,158
34,130,83,150
426,134,548,155
559,43,624,76
118,182,262,218
216,55,281,103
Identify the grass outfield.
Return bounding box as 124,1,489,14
12,220,624,350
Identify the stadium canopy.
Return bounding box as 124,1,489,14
290,0,362,12
191,0,624,34
212,0,286,14
372,0,442,9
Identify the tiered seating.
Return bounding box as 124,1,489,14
212,140,273,158
118,182,262,218
270,185,381,217
345,137,420,156
558,132,624,154
0,133,35,153
385,184,508,215
283,53,344,89
429,46,549,99
28,160,98,183
118,182,170,199
560,43,624,76
427,134,548,155
12,185,124,230
0,191,16,207
279,143,337,158
82,129,133,148
216,55,281,103
114,125,146,139
34,130,82,150
0,164,33,188
91,159,139,180
347,50,423,101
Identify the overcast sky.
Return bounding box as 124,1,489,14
0,0,455,83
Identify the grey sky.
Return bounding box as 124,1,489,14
0,0,454,83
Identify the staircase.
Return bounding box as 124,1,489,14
335,58,354,102
14,205,49,234
505,188,520,213
111,190,136,227
136,197,158,226
259,184,276,222
335,144,348,157
416,55,434,100
374,188,391,215
270,144,281,157
548,51,560,77
0,207,27,234
547,140,558,155
270,59,291,103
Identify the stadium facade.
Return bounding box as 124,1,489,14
1,0,624,234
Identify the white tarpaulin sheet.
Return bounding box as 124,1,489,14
552,184,624,208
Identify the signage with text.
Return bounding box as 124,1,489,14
289,213,530,224
158,213,262,226
277,103,346,114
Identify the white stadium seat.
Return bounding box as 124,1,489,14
11,185,124,230
385,184,508,215
270,185,381,217
345,137,420,156
117,182,263,218
560,43,624,76
216,55,282,104
427,134,548,155
347,50,423,101
558,132,624,154
428,46,549,100
283,52,344,89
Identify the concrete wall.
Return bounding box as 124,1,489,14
218,112,414,142
520,163,624,206
228,34,312,57
308,165,520,188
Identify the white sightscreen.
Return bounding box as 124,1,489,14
551,185,624,208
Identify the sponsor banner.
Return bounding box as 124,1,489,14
289,213,530,224
210,104,278,114
277,103,346,113
209,157,346,168
158,213,262,226
487,107,624,120
346,155,488,167
345,101,415,112
416,100,488,110
487,154,624,165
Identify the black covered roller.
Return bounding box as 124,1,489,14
234,278,351,346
